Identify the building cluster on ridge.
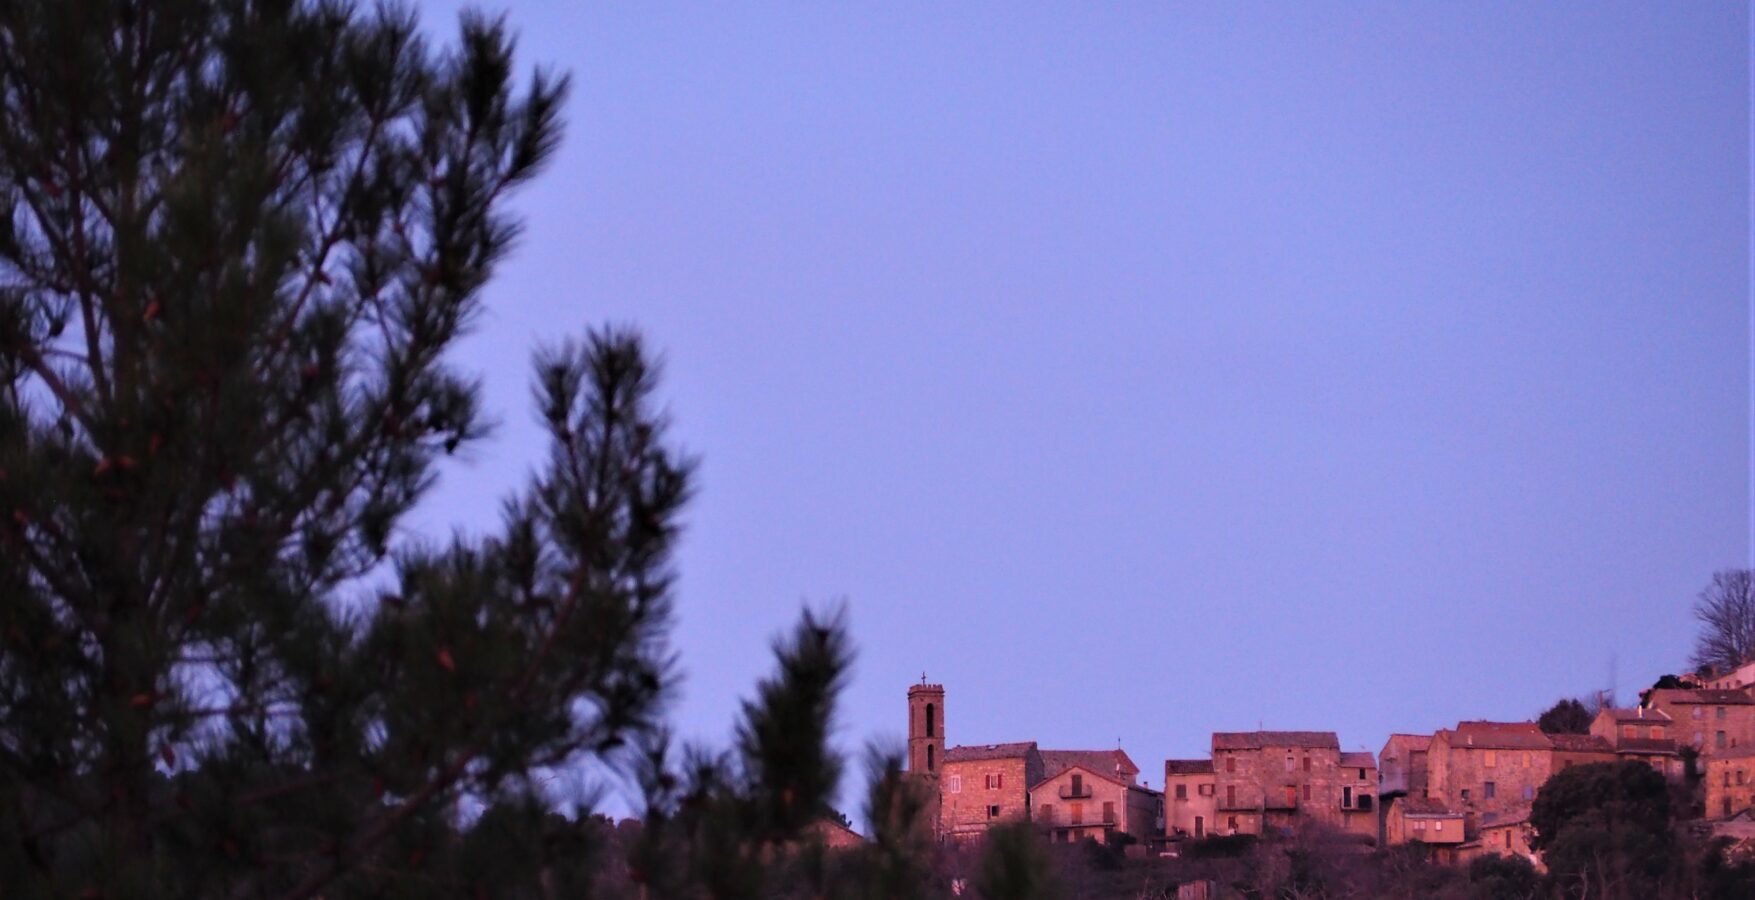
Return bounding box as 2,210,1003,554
904,663,1755,867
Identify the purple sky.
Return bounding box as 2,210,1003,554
409,2,1750,805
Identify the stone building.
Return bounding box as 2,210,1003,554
907,683,945,776
1164,759,1217,839
1588,708,1683,779
1705,750,1755,819
1384,796,1465,848
1460,810,1540,870
1030,754,1162,846
1548,733,1616,772
1378,733,1432,799
1210,731,1357,836
940,742,1043,839
1427,721,1553,826
1644,688,1755,757
1707,661,1755,691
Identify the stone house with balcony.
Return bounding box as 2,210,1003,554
1588,708,1684,779
1336,751,1379,838
1164,759,1217,839
1211,731,1359,837
1705,750,1755,819
1379,734,1432,800
1030,754,1162,846
1644,689,1755,757
1548,733,1616,772
1427,721,1553,827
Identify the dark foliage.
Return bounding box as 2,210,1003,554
1531,762,1674,899
1536,698,1592,735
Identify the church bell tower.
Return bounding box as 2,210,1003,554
907,680,944,775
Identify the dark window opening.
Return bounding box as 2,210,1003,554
925,703,935,737
926,744,935,772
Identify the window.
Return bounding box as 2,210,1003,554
1719,707,1729,719
1521,752,1531,768
1694,707,1704,719
1738,770,1746,786
1522,785,1534,800
1070,802,1082,823
1102,801,1115,824
1653,726,1666,739
1039,803,1053,824
1461,789,1471,802
925,703,935,737
1359,794,1373,811
1623,725,1636,739
1484,750,1496,767
1198,783,1214,797
1436,821,1444,832
1414,820,1426,832
1284,756,1294,773
1226,757,1236,774
1484,781,1496,799
1227,785,1236,807
1302,756,1311,773
1302,785,1311,802
1227,816,1238,831
1194,815,1205,838
1696,732,1705,746
1175,784,1187,800
949,775,962,793
987,805,1000,819
1071,774,1083,795
927,745,935,772
1719,731,1729,750
1343,786,1352,807
1358,768,1367,780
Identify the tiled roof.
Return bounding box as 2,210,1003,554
1041,749,1138,782
1648,689,1755,706
1445,721,1553,751
1213,731,1340,751
1617,737,1679,756
1339,751,1376,768
944,742,1037,763
1482,808,1532,829
1398,797,1461,817
1598,707,1674,723
1386,734,1432,750
1165,759,1214,775
1548,734,1614,753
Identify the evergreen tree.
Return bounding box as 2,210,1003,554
0,1,753,896
1537,697,1592,735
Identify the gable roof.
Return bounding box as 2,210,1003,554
1596,707,1674,723
1382,733,1433,755
1397,796,1462,818
1442,721,1553,751
1339,751,1376,768
1616,737,1679,756
1213,731,1340,751
1548,734,1614,753
1040,749,1138,783
1032,762,1131,792
1647,688,1755,706
1166,758,1214,776
944,742,1037,763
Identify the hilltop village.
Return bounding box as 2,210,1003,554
901,663,1755,869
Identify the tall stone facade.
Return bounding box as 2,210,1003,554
1427,722,1553,826
907,683,945,776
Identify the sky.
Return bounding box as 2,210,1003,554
406,1,1751,812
